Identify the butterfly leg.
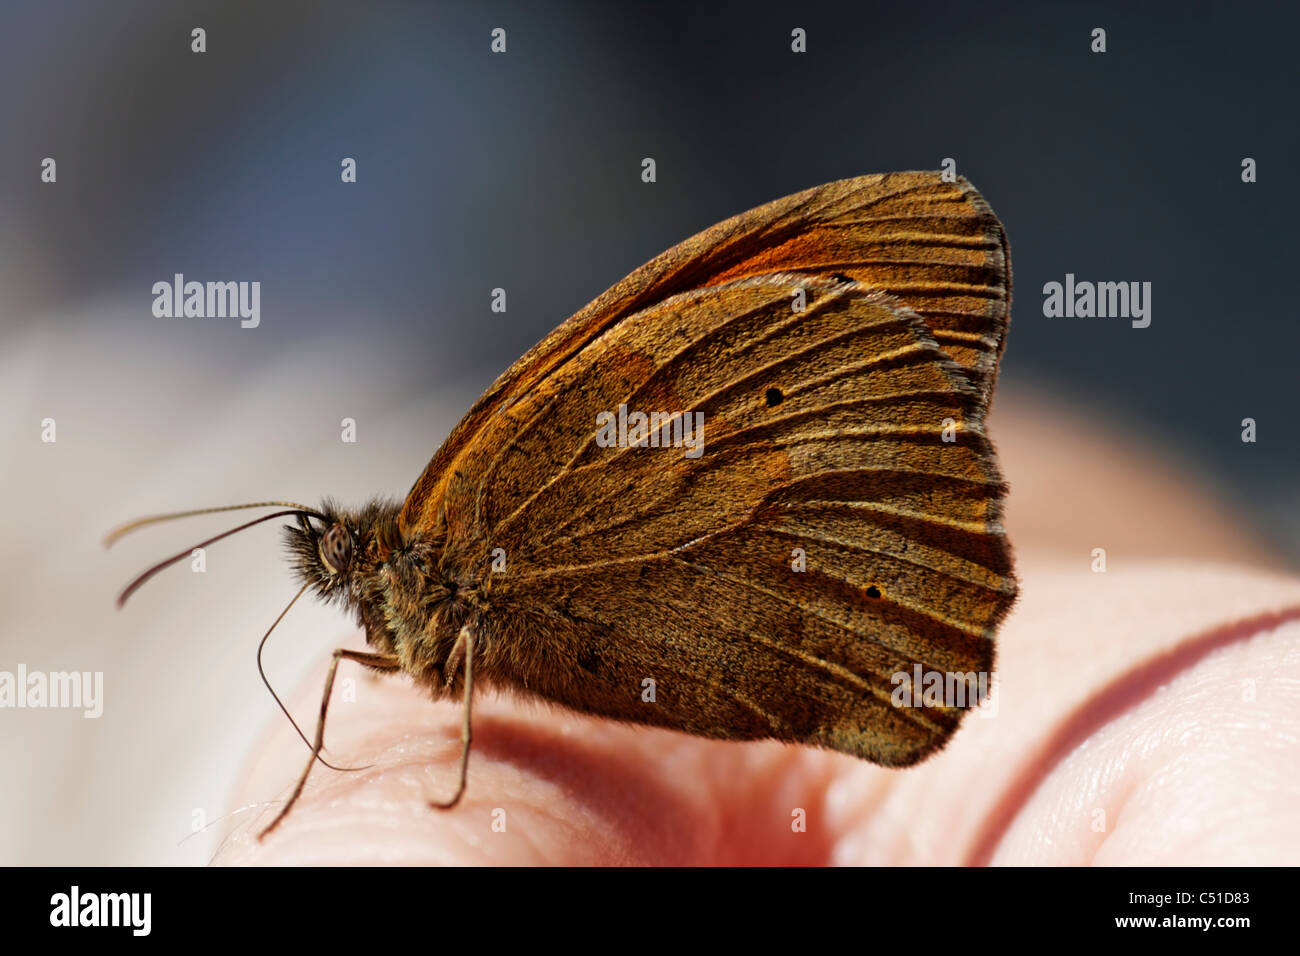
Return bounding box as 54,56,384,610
258,648,400,840
429,622,475,810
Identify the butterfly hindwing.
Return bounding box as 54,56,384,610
425,273,1013,764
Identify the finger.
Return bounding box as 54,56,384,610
212,642,852,865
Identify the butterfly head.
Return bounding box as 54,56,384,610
283,498,403,607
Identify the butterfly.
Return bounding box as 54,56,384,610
110,171,1016,839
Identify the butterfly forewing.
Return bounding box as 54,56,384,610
402,172,1010,534
700,173,1011,402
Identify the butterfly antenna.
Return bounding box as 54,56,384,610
111,509,313,607
104,501,326,548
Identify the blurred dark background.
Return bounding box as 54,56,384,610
1,0,1296,863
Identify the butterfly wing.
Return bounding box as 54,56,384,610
404,171,1010,531
403,174,1014,765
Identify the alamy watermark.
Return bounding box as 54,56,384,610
595,403,704,459
151,273,260,328
50,886,150,936
891,664,993,712
1042,273,1151,328
0,665,102,718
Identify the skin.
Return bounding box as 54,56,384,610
211,397,1300,865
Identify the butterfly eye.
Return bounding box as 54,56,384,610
319,523,353,575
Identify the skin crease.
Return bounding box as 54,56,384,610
211,395,1300,865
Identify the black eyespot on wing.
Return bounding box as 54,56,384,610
866,585,882,599
765,387,783,407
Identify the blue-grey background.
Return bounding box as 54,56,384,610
1,0,1295,864
4,0,1297,533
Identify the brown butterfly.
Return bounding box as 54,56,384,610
109,171,1016,839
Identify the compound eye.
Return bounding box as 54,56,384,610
319,523,353,575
